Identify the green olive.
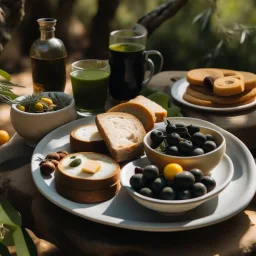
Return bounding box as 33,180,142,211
69,158,81,167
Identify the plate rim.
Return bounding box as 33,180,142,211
171,78,256,112
31,117,256,232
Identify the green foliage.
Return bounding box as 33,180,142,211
0,200,37,256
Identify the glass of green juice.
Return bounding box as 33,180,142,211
70,60,110,116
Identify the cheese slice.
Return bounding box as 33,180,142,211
82,159,101,174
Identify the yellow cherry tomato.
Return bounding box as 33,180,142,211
17,105,25,111
0,130,10,145
34,102,44,112
164,163,183,180
40,97,53,105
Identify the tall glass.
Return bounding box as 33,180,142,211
109,29,163,101
70,60,110,116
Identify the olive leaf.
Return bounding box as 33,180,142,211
12,227,37,256
0,200,22,228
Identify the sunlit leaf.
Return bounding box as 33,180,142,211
201,7,212,32
240,30,247,44
192,11,205,25
0,69,11,81
12,228,37,256
0,200,22,228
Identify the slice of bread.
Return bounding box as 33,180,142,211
129,95,167,122
70,124,108,153
95,112,146,162
107,102,155,132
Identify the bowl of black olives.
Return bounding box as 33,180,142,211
144,119,226,174
120,156,233,215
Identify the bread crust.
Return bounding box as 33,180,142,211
55,180,120,203
95,112,146,162
129,95,167,122
55,152,120,190
107,102,155,132
70,125,108,153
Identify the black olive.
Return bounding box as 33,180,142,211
200,176,216,192
178,140,193,153
143,165,159,180
166,132,181,146
190,147,204,156
202,141,217,153
191,182,207,198
176,189,192,200
191,132,207,146
160,187,176,200
166,123,176,134
148,176,166,194
187,124,200,136
174,171,195,189
139,187,153,198
189,168,204,182
130,174,147,190
165,145,179,156
150,130,165,144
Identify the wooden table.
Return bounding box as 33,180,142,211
1,70,256,255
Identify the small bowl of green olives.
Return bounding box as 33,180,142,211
144,119,226,175
120,155,233,215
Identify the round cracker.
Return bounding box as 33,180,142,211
186,68,224,86
183,91,255,108
186,85,256,104
239,71,256,90
213,76,244,96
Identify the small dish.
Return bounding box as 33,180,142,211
120,155,234,215
144,120,226,174
10,92,77,147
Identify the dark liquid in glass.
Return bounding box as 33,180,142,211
109,43,145,101
31,56,66,93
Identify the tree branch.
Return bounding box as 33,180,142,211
137,0,188,36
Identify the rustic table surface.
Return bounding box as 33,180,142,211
0,70,256,256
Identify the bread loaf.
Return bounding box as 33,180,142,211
95,112,146,162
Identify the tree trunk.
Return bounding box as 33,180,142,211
0,0,25,54
86,0,120,59
137,0,188,37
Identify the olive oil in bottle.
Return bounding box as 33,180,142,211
30,18,67,93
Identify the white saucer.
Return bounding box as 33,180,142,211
171,78,256,112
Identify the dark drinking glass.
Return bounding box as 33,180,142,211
109,29,163,101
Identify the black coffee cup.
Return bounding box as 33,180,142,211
108,29,163,101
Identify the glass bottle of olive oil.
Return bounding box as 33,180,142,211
30,18,67,93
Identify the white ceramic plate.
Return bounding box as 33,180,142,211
31,117,256,232
171,78,256,112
